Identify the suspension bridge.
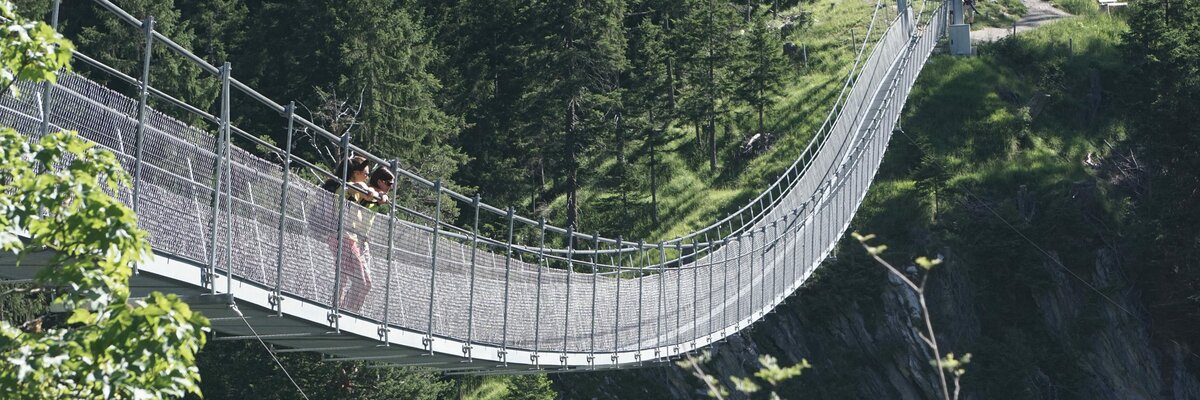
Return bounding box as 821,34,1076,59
0,0,948,374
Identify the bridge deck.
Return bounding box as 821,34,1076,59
0,0,945,372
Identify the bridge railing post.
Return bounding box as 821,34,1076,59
675,241,683,354
791,210,799,296
271,102,295,316
747,228,755,321
204,64,231,295
532,218,546,366
330,132,351,329
702,232,712,347
767,180,776,222
131,16,154,214
217,60,232,294
636,240,645,365
38,0,62,141
689,239,699,350
790,209,800,292
380,159,400,344
499,208,515,365
612,236,623,364
589,232,599,368
424,179,443,354
738,213,746,247
735,233,743,330
561,225,574,365
221,61,233,297
656,242,665,360
464,193,480,359
760,226,768,317
774,218,781,306
776,221,782,305
818,193,825,270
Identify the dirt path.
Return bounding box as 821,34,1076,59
972,0,1072,42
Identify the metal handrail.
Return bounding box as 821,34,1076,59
84,0,896,256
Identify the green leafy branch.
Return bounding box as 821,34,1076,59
677,351,811,399
0,0,72,96
852,232,969,400
0,1,208,398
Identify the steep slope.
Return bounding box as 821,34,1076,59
554,14,1200,399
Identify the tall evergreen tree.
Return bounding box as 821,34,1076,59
1122,0,1200,349
177,0,245,65
737,14,786,133
69,0,218,119
627,17,673,224
518,0,627,228
432,0,541,208
230,0,352,166
331,0,465,183
678,0,744,173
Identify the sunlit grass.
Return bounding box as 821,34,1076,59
973,0,1029,29
459,377,511,400
1051,0,1101,16
551,0,903,241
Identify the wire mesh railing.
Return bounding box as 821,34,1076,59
0,0,946,367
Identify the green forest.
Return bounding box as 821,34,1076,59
17,0,842,241
2,0,1198,398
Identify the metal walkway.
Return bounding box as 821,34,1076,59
0,0,946,373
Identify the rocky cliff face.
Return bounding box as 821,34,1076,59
554,242,1200,399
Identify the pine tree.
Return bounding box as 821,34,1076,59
69,0,218,119
177,0,246,65
737,14,786,133
230,0,349,165
331,0,466,184
677,0,745,173
518,0,627,228
443,0,542,208
627,17,673,224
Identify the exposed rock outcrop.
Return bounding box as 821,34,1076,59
554,244,1200,399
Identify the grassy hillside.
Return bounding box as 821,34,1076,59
802,13,1142,396
557,11,1171,399
540,0,908,241
972,0,1028,29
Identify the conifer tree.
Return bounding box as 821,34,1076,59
627,17,673,224
69,0,217,119
177,0,245,65
738,14,786,133
678,0,745,173
518,0,627,228
433,0,542,208
331,0,466,183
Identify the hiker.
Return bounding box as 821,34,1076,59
964,0,977,23
322,155,382,204
365,167,395,207
319,155,375,312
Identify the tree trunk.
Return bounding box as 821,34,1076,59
650,110,659,224
758,87,765,132
531,161,540,213
665,14,677,111
564,1,580,229
708,27,717,174
709,118,717,173
617,108,628,224
566,99,580,229
667,57,677,110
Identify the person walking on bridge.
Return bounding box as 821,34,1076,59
320,155,376,312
